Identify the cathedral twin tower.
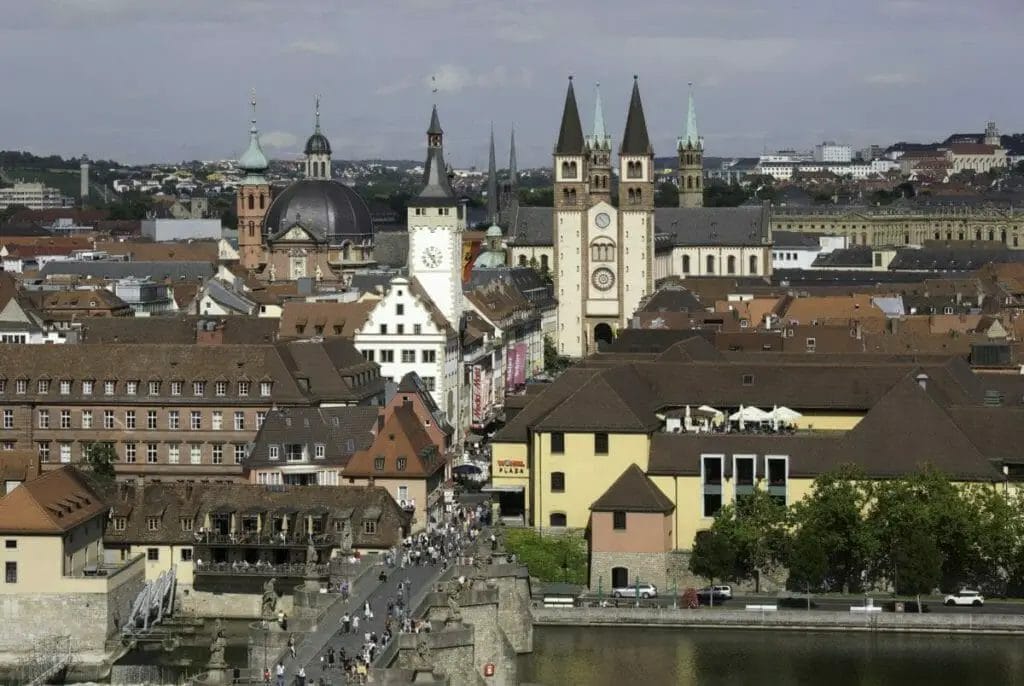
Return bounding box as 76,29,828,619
553,76,703,357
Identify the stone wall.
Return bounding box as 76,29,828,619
666,551,788,594
590,551,668,593
178,589,294,619
489,571,533,653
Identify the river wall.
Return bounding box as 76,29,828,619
532,606,1024,635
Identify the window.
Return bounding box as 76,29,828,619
60,410,71,429
16,379,27,395
5,561,16,584
190,411,202,430
374,457,385,471
104,380,115,396
363,520,377,535
594,432,608,455
706,255,715,274
422,350,436,363
148,381,160,396
147,443,158,464
549,512,567,527
613,511,627,530
260,381,272,397
235,444,247,463
234,412,245,431
0,380,5,394
212,411,223,431
125,410,136,430
125,443,137,463
256,411,266,429
37,441,50,463
379,324,388,334
193,381,205,396
239,381,251,397
315,444,325,459
766,456,788,506
180,548,193,562
422,376,436,391
702,455,723,517
170,381,182,396
37,409,49,429
147,410,157,430
269,445,279,460
749,255,758,274
742,374,754,386
727,255,737,275
59,379,72,395
59,443,71,463
380,350,394,363
212,444,223,464
215,381,227,397
104,410,115,429
168,411,180,430
168,445,180,464
363,350,376,362
682,255,691,274
396,304,404,316
126,380,139,396
550,472,565,493
734,455,756,501
550,432,565,454
190,444,201,464
2,410,12,430
146,547,159,559
37,379,50,394
401,350,416,363
414,324,422,335
396,457,407,472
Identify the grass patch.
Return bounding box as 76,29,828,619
504,528,587,585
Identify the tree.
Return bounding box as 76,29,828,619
704,181,750,207
787,468,876,593
654,182,678,207
892,526,942,612
543,335,570,376
689,527,739,587
83,442,117,486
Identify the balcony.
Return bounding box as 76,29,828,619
194,561,330,577
192,531,335,547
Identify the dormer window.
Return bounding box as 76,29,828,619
146,516,160,531
113,517,127,531
373,457,385,471
59,380,72,395
104,380,116,396
193,381,206,396
148,381,160,396
37,379,50,394
215,381,227,397
171,381,182,396
396,458,407,472
126,380,139,396
180,517,194,532
239,381,251,397
15,379,27,395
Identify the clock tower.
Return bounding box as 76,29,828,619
407,105,465,327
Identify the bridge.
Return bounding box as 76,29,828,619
122,565,177,636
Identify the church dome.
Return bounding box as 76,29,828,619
263,179,373,244
304,131,332,156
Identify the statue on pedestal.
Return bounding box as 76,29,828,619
207,627,227,668
261,578,278,618
306,542,318,573
444,577,463,626
413,633,432,669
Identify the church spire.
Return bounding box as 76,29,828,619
303,93,331,179
487,123,498,224
620,76,652,155
589,82,610,149
238,90,269,178
555,76,585,155
508,124,518,188
679,83,701,150
411,105,455,205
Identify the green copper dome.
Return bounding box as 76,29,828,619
238,124,269,172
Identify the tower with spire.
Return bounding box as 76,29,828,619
587,83,612,204
677,84,704,208
237,91,271,270
407,105,465,328
500,126,518,215
486,124,498,224
304,95,332,180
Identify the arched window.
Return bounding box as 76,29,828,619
591,239,615,262
861,232,868,245
686,176,693,189
611,566,629,589
562,188,570,204
975,230,982,241
635,188,642,203
568,188,577,204
627,160,642,179
627,188,636,203
682,255,691,273
988,230,995,241
259,193,265,210
518,254,527,266
749,255,758,274
727,255,737,274
706,255,715,274
247,195,254,211
569,161,578,178
696,177,701,189
549,512,567,527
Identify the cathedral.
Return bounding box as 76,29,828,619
235,96,376,281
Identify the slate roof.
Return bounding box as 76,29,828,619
772,231,826,248
0,467,107,534
889,247,1024,272
78,316,278,344
39,260,215,281
410,106,457,207
620,78,652,156
638,286,703,313
503,206,554,246
810,247,875,268
202,278,257,314
555,79,585,155
247,406,378,468
591,464,674,513
654,205,771,246
94,240,220,263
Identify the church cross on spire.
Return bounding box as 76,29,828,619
314,93,322,133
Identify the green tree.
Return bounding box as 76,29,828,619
689,527,739,587
892,527,942,612
704,180,751,207
543,335,570,376
654,182,679,207
107,192,154,220
787,468,876,593
83,442,117,486
504,528,587,584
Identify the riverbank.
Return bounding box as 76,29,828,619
532,606,1024,635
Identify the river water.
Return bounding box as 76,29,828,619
520,626,1024,685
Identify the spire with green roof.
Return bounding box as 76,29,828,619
588,82,611,151
678,83,701,151
238,91,269,183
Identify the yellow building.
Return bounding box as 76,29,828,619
492,346,1013,555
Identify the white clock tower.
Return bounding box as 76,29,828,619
407,105,465,327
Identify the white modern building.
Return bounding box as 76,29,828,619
0,183,73,210
141,218,222,242
771,233,848,270
813,141,853,163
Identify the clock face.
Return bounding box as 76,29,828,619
595,212,611,229
592,267,616,291
421,246,443,268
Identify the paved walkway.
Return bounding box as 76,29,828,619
279,557,450,685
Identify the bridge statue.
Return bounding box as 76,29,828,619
261,578,278,618
444,577,463,626
207,627,227,668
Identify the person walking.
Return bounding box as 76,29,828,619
295,665,306,686
341,612,351,634
288,634,296,659
275,661,286,686
352,613,360,633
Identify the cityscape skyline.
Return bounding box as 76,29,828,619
1,0,1022,167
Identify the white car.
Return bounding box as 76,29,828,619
944,589,984,607
712,585,733,599
612,583,658,599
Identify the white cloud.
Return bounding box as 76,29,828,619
863,72,919,85
425,65,532,94
285,39,340,56
260,131,299,149
375,79,415,97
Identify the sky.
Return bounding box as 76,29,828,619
1,0,1021,168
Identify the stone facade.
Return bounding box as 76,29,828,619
666,550,788,594
590,550,669,594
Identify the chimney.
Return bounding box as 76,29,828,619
915,373,929,391
377,412,385,433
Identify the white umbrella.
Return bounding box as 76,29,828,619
698,405,724,418
771,406,803,422
729,406,771,422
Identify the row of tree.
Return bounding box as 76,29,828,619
690,467,1024,603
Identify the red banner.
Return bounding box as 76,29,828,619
514,342,527,388
472,365,485,427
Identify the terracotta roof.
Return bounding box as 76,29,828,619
781,295,885,326
946,143,1000,155
0,467,108,534
344,404,444,478
0,450,40,483
40,288,131,312
279,301,375,339
94,240,219,263
591,464,674,513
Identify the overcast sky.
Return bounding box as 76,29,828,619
2,0,1021,168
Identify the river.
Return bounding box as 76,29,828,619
520,625,1024,685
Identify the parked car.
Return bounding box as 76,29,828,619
944,589,984,607
696,587,730,605
711,585,733,599
612,583,658,599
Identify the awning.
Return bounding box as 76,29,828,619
482,485,525,493
453,463,483,474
